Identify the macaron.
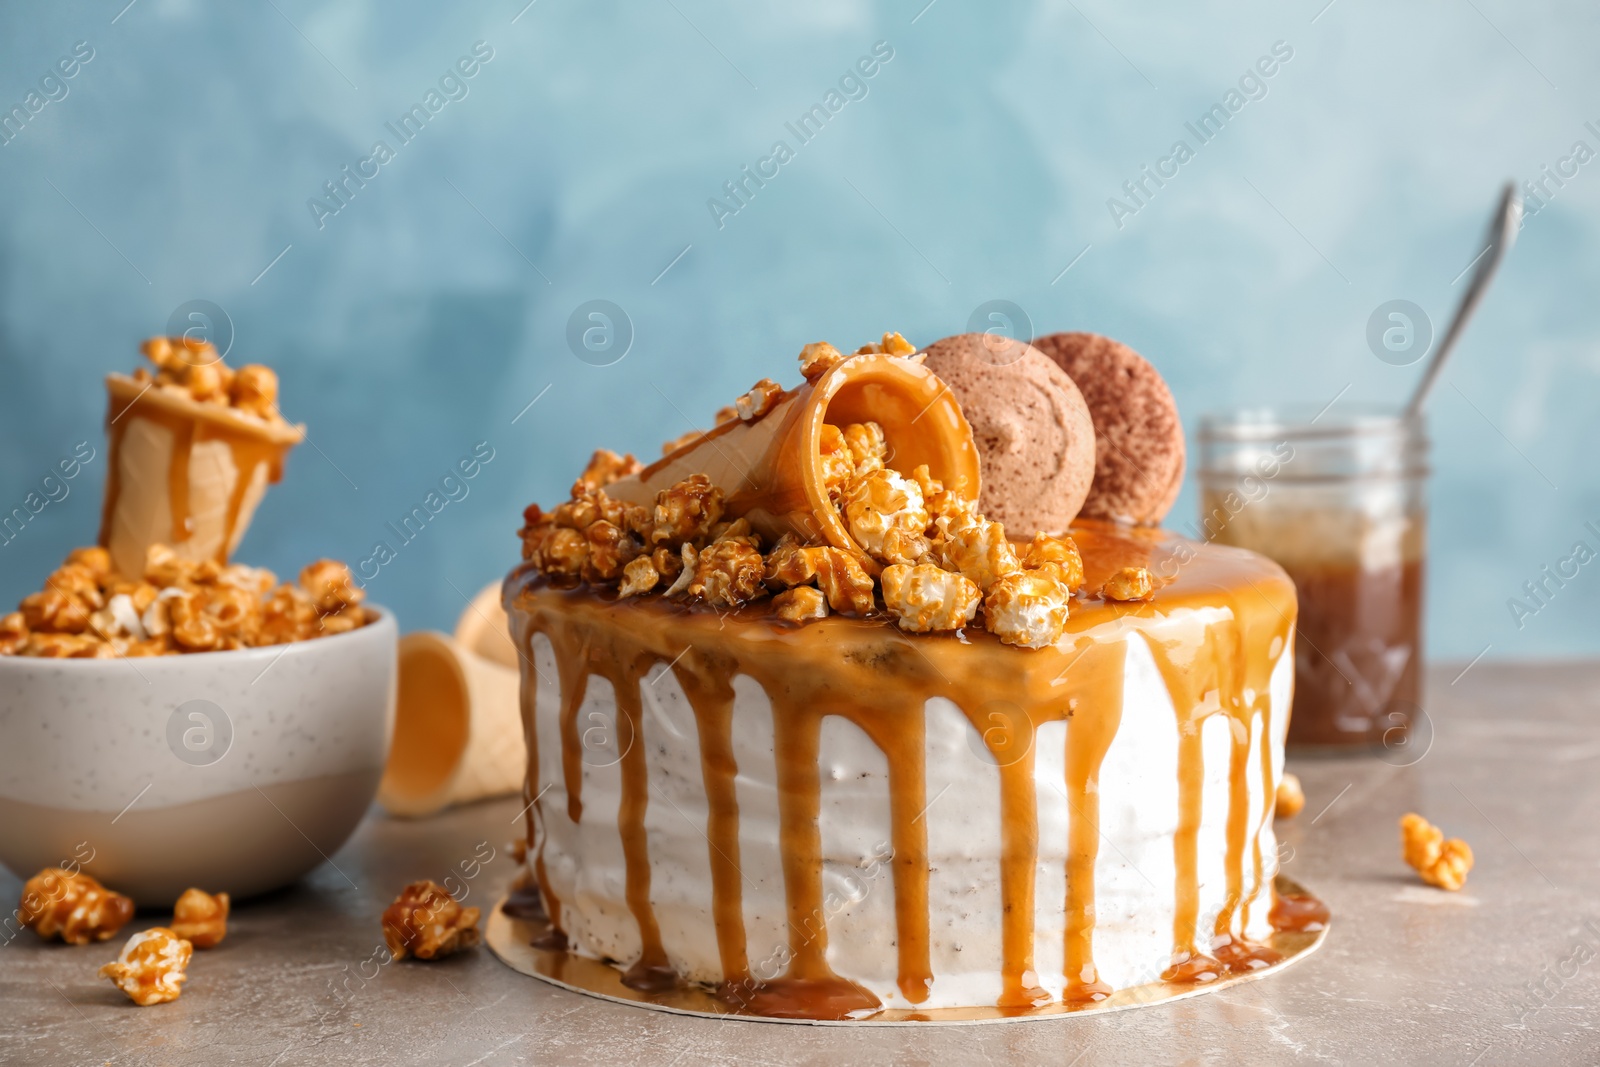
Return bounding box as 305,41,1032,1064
1029,332,1184,526
919,333,1096,538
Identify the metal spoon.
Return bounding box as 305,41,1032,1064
1404,182,1522,419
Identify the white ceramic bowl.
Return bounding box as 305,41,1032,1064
0,609,396,906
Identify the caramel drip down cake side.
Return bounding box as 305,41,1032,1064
502,524,1299,1017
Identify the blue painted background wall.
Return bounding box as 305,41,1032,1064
1,0,1595,659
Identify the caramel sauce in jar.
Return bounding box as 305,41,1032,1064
1198,407,1428,750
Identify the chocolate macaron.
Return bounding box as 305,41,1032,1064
920,333,1096,538
1029,332,1184,525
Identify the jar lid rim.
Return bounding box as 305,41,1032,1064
1197,403,1423,441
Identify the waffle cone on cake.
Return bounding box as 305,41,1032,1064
604,352,982,553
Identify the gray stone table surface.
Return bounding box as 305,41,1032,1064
4,661,1599,1066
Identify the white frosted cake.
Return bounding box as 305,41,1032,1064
501,332,1315,1018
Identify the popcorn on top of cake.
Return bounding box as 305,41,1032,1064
515,334,1102,649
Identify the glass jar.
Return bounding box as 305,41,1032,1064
1196,407,1428,750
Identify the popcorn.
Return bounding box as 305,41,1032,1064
617,557,661,598
1274,773,1305,819
1100,565,1155,602
798,341,846,382
984,571,1071,649
583,520,639,582
20,589,91,634
229,364,279,417
844,469,930,566
774,586,829,622
572,448,642,494
540,527,591,579
137,337,286,423
382,881,481,961
734,378,785,422
1400,813,1473,891
842,421,887,474
643,474,725,546
3,546,371,658
170,888,230,949
763,534,818,589
811,547,877,616
881,564,980,633
0,612,26,655
18,869,134,944
689,540,766,607
100,928,193,1006
1022,533,1085,593
663,544,699,597
817,424,856,505
651,546,684,583
938,518,1021,592
854,331,916,356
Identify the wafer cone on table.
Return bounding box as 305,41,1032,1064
100,374,303,578
604,352,983,552
377,589,524,818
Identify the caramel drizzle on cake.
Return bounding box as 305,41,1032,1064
506,522,1302,1019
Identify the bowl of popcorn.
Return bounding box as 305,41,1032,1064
0,544,395,905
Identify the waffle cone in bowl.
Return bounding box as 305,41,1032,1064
99,375,303,577
604,353,983,551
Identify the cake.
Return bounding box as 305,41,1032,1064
500,332,1317,1018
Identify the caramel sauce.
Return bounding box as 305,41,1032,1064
100,379,297,568
505,523,1299,1017
1269,890,1331,933
1286,558,1425,747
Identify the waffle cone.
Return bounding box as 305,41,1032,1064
99,375,302,578
378,629,524,818
604,353,982,551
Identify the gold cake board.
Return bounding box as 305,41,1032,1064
485,876,1328,1026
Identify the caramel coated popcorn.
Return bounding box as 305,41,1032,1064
854,331,917,357
798,341,846,382
382,881,481,962
984,571,1071,649
99,928,192,1006
170,888,230,949
2,545,371,658
1401,813,1473,891
135,337,286,423
735,378,786,422
573,448,641,493
514,333,1145,649
688,540,766,608
843,469,930,567
18,869,134,945
774,586,829,622
881,564,980,633
811,547,877,616
937,517,1021,593
1100,565,1155,602
843,421,888,475
1023,533,1085,594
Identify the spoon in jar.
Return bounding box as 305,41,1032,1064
1403,182,1522,419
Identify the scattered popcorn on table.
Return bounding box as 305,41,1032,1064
99,928,193,1006
382,881,481,962
17,869,134,945
170,888,230,950
1401,813,1473,891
